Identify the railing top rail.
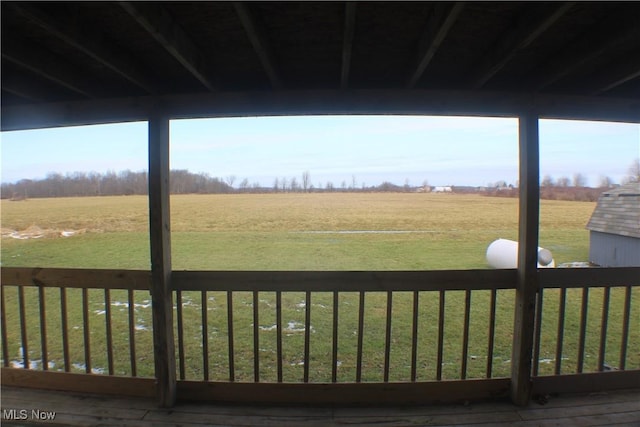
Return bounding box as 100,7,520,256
539,267,640,288
2,266,637,292
172,269,517,292
1,267,151,290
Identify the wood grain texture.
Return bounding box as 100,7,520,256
1,267,150,290
172,269,517,292
148,111,176,407
0,368,155,397
511,110,540,406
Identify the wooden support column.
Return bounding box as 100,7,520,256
511,110,540,406
148,109,176,407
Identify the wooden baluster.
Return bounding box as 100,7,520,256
176,290,185,380
39,286,48,371
356,291,365,383
598,287,611,371
461,290,471,379
555,288,567,375
201,290,209,381
486,289,497,378
576,287,589,373
619,286,632,371
105,289,114,375
276,291,283,383
227,291,235,382
82,288,91,373
18,286,28,369
383,291,392,382
410,291,419,382
303,291,311,383
60,288,70,372
436,290,445,381
253,291,259,382
128,289,136,376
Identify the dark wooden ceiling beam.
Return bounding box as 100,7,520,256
2,37,97,98
3,90,639,132
533,11,640,91
9,3,158,95
591,57,640,95
471,2,575,89
233,2,283,90
406,2,465,88
119,2,216,92
341,2,357,89
1,74,47,103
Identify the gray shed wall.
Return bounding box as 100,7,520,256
589,231,640,267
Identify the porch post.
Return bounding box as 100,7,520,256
148,109,176,407
511,109,540,406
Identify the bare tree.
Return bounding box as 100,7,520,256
225,175,236,188
541,175,555,187
302,170,310,192
624,158,640,183
351,175,357,190
557,176,570,187
572,173,587,187
598,175,614,188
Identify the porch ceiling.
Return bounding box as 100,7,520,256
2,1,639,130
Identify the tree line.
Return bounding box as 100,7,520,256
3,159,637,200
1,170,231,199
1,169,420,199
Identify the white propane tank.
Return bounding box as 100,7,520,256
486,239,555,269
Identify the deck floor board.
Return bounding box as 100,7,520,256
2,386,639,426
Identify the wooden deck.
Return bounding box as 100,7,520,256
1,386,639,426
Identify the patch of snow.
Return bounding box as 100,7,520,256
111,301,151,309
258,321,313,333
11,359,40,369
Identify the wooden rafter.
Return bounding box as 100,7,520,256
1,74,47,103
471,2,575,89
533,11,640,91
406,2,465,88
590,57,640,95
233,1,283,90
9,3,158,95
341,2,357,89
2,37,97,98
119,2,216,92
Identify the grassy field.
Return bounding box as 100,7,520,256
1,193,637,382
1,193,596,269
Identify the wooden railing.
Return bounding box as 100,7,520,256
0,268,156,397
1,266,638,404
172,270,516,383
532,268,640,394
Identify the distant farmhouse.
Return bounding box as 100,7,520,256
433,186,453,193
586,182,640,267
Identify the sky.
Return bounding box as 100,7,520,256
1,115,638,188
